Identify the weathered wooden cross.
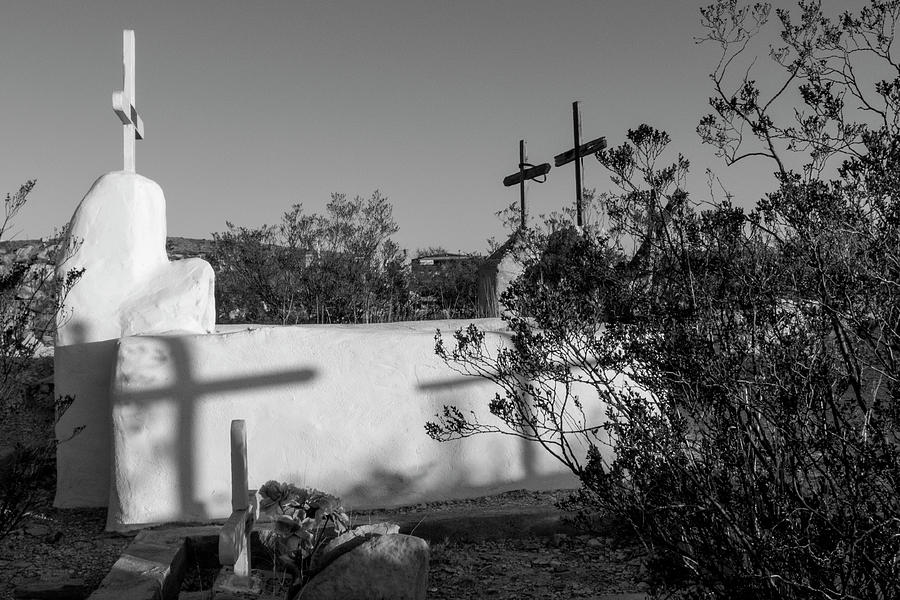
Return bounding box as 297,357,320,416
502,139,550,230
112,29,144,173
218,420,260,588
553,101,606,227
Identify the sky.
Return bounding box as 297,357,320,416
0,1,854,256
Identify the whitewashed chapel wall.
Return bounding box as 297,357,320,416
54,171,215,508
107,320,595,530
54,172,606,530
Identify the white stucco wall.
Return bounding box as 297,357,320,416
54,171,215,507
107,319,608,530
54,171,611,529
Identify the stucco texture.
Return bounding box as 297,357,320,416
106,319,599,530
55,171,215,507
54,172,608,530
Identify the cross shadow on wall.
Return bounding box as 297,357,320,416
411,328,543,493
112,334,317,520
415,373,539,483
413,332,607,498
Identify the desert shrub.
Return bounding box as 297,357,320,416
212,192,409,324
409,248,482,320
431,119,900,597
0,181,81,542
429,1,900,590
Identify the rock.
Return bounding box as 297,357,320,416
297,534,428,600
14,246,35,262
586,537,603,548
44,531,64,545
0,446,14,471
354,522,401,536
636,561,648,579
25,524,50,537
12,579,88,599
636,581,651,592
309,522,400,575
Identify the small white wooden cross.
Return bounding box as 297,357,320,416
218,419,259,587
112,29,144,173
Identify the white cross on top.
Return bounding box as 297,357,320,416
112,30,144,172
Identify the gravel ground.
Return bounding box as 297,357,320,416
427,533,650,599
2,490,649,600
0,503,135,599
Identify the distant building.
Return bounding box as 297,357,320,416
410,252,482,320
410,252,475,274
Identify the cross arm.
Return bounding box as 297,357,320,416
503,162,551,187
219,490,260,566
112,92,144,139
554,136,607,167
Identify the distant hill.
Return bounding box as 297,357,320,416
0,236,217,264
164,237,217,260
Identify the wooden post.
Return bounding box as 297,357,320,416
553,101,607,229
519,140,527,230
502,140,550,231
572,102,583,227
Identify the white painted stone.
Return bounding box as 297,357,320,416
54,171,215,507
297,534,429,600
105,319,608,530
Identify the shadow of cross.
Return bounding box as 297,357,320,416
113,335,317,521
416,346,605,481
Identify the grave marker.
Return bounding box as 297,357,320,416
553,101,606,227
218,419,261,594
502,139,550,230
112,30,144,173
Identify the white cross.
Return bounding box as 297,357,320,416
112,30,144,173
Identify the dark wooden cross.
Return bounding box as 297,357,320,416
553,101,606,227
112,29,144,173
502,140,550,230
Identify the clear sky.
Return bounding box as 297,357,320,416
0,1,851,255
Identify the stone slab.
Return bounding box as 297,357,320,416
87,526,219,600
12,579,88,599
